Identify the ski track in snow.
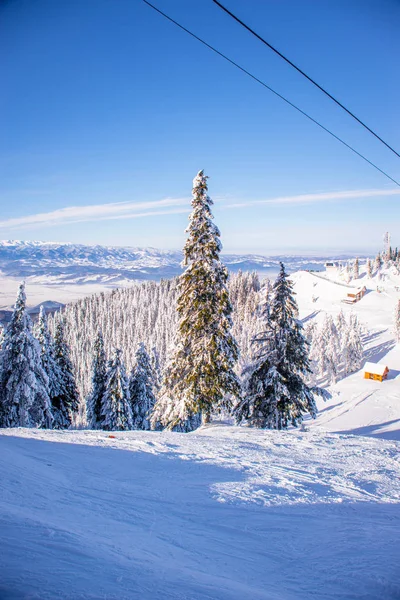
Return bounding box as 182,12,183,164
1,426,400,600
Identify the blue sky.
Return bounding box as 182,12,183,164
1,0,399,254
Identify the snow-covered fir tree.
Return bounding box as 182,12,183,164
353,257,360,280
86,329,107,429
383,251,390,268
101,348,132,431
342,314,363,374
235,263,325,429
151,170,240,431
366,258,373,278
304,321,318,385
150,346,162,394
0,283,53,428
53,317,80,428
394,299,400,343
320,315,340,384
35,305,64,423
374,253,382,272
129,342,156,430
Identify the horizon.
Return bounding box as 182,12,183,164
0,238,376,258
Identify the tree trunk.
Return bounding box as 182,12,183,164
202,412,211,425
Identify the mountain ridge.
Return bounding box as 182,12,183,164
0,240,362,284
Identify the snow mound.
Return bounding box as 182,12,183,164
0,426,399,599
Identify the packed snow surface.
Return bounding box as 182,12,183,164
1,426,399,600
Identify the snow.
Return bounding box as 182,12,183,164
291,267,400,440
1,425,400,600
1,259,400,598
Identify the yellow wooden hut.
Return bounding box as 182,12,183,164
363,362,389,382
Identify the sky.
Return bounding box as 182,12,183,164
1,0,399,254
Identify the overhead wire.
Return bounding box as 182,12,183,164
212,0,400,160
143,0,400,188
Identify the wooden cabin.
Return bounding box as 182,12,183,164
363,362,389,382
344,286,367,304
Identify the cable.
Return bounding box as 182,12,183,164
143,0,400,188
212,0,400,159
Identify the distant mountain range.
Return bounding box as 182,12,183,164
0,240,360,284
0,299,65,325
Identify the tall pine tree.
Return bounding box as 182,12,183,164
151,170,240,431
35,306,64,419
374,253,383,272
353,258,360,280
0,284,53,428
235,263,325,429
86,329,107,429
129,342,156,430
101,348,132,431
394,299,400,343
366,258,373,278
53,317,80,428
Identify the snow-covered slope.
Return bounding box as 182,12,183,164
0,425,399,600
1,259,399,599
291,267,400,440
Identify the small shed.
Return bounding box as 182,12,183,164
345,286,367,303
363,362,389,382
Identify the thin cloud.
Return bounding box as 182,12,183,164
1,188,398,231
0,198,189,230
222,188,400,209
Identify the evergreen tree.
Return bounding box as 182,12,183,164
383,252,390,268
374,253,382,272
150,346,162,394
53,317,79,428
235,263,325,429
101,348,132,431
394,299,400,343
86,330,107,429
353,258,360,280
342,315,363,374
152,170,240,431
129,342,156,430
35,306,64,420
0,284,53,428
320,315,340,383
366,258,373,278
304,322,319,386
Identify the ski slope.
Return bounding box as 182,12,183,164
1,264,399,599
0,426,399,600
291,267,400,440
